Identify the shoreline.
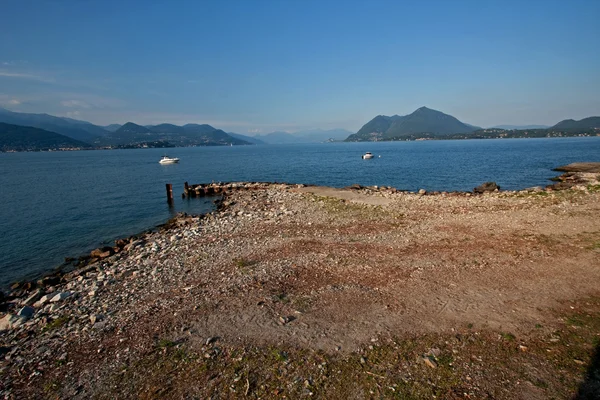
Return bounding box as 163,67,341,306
6,162,600,293
4,163,599,294
1,164,600,398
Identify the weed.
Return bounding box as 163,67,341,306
157,339,177,348
43,379,61,393
501,332,516,341
42,316,70,332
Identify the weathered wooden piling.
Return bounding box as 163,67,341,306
166,183,174,204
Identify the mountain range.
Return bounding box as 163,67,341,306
346,107,599,141
0,106,598,151
252,128,353,144
491,124,549,130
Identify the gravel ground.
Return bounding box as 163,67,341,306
1,174,600,399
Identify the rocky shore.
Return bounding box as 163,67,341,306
1,165,600,399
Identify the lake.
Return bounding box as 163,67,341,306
1,137,599,288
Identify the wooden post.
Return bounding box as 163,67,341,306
166,183,173,204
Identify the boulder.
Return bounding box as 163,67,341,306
37,275,61,288
22,289,43,306
90,246,115,259
474,182,500,194
17,306,35,319
50,291,72,303
0,314,25,331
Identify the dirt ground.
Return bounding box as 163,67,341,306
1,180,600,399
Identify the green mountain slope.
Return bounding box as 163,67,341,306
346,107,479,141
0,122,91,151
551,117,600,131
0,108,108,142
96,122,250,146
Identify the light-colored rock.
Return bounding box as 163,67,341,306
22,289,43,306
50,291,72,303
0,314,25,331
421,355,438,368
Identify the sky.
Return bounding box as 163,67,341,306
1,0,599,134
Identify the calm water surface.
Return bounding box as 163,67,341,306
1,138,599,287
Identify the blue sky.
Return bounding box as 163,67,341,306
1,0,599,133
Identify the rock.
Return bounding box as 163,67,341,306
418,189,427,195
89,314,103,325
421,355,438,368
17,306,35,319
37,275,61,288
90,247,115,259
205,336,219,345
0,314,25,331
22,289,43,306
554,162,600,173
34,292,57,307
474,182,500,194
50,292,72,303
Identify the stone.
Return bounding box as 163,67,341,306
35,292,57,307
422,355,438,368
50,291,72,303
37,275,61,288
22,289,43,306
90,246,115,259
17,306,35,319
473,182,500,194
205,336,219,345
0,314,25,331
418,189,427,195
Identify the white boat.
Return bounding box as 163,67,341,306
362,152,374,159
159,156,179,164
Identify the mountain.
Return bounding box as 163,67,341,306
550,117,600,131
292,128,354,142
96,122,250,146
228,132,265,145
0,122,91,151
346,107,479,141
251,128,354,144
0,108,108,142
492,124,550,130
104,124,122,132
149,123,186,134
254,131,311,144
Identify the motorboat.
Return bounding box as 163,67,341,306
159,156,180,164
362,152,374,159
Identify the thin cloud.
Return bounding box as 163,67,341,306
61,99,91,108
0,70,54,83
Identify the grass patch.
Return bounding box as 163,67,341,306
500,332,516,341
156,339,177,349
42,316,70,332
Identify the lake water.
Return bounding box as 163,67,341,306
1,137,599,288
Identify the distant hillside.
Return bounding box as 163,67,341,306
254,131,311,144
0,108,108,142
252,128,353,144
346,107,478,141
551,117,600,131
0,122,91,151
492,124,550,130
96,122,250,147
228,132,265,144
292,128,354,142
104,124,122,132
